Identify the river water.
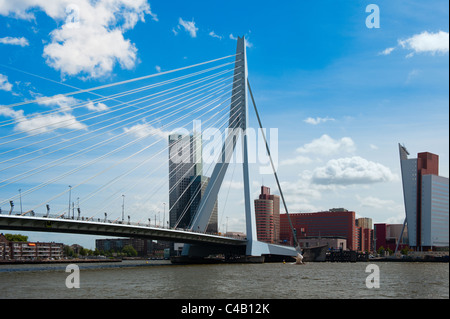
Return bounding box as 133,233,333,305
0,260,448,299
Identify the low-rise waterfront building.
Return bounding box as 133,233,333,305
0,233,64,261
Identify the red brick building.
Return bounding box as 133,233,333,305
280,209,360,251
374,223,409,252
254,186,280,244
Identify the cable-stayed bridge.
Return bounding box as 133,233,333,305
0,37,298,262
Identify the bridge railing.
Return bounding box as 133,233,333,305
0,210,244,240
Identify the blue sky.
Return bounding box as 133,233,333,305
0,1,448,248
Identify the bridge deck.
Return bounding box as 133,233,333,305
0,215,246,247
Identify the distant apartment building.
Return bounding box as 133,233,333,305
399,144,449,250
254,186,280,244
357,218,374,252
95,237,154,257
0,233,64,261
374,223,409,252
280,209,374,252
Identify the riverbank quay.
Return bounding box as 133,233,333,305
0,258,122,265
371,251,449,263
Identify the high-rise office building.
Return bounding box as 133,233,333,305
168,133,201,229
254,186,280,244
168,133,217,231
189,175,218,233
399,144,449,250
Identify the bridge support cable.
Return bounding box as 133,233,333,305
0,74,237,184
0,63,240,152
0,66,240,171
0,75,239,212
0,59,237,129
0,79,237,201
0,66,237,157
172,101,243,230
1,54,240,111
90,109,230,224
6,85,235,214
54,78,242,220
247,79,299,250
122,87,242,227
83,90,240,221
82,76,244,222
0,71,238,182
164,86,244,228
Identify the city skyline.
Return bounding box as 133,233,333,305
0,1,448,249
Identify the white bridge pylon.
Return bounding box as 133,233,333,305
183,37,297,258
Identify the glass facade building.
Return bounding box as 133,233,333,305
399,144,449,250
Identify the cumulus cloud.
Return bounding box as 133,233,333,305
0,36,29,46
0,0,156,79
0,106,87,134
123,122,169,139
399,30,449,55
0,93,89,134
0,73,13,91
380,31,449,57
36,94,79,112
15,113,87,134
311,156,398,186
296,134,356,156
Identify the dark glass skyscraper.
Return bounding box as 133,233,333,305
168,133,217,231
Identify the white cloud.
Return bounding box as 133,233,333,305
0,36,29,46
0,73,13,91
379,47,395,55
399,30,449,55
123,122,169,139
0,0,156,79
178,18,198,38
311,156,398,186
0,105,87,134
14,113,87,134
296,134,356,156
209,31,222,39
85,101,108,111
36,94,79,112
380,31,449,58
0,93,89,134
304,116,335,125
279,178,324,212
